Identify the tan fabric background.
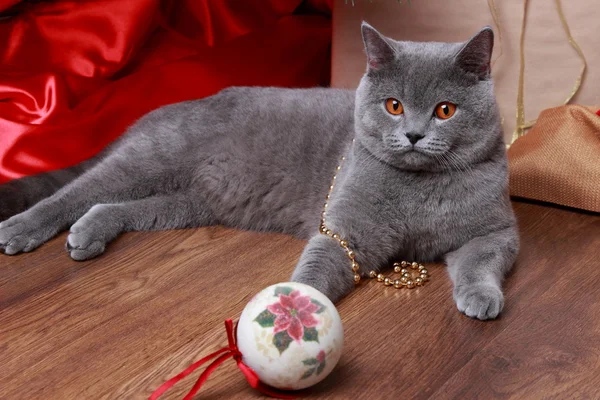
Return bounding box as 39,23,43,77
331,0,599,142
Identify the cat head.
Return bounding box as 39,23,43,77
355,23,503,172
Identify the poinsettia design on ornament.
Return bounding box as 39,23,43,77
269,290,319,342
254,286,326,354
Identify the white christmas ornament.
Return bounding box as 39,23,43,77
237,282,344,390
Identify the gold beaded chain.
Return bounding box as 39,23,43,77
318,139,430,289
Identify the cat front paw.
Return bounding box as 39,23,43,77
454,283,504,320
66,204,119,261
291,265,355,304
0,213,44,255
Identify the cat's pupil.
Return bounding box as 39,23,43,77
392,101,399,110
441,105,449,115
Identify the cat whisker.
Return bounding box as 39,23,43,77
418,146,447,155
353,145,382,172
439,153,458,172
425,140,450,148
422,145,446,152
440,150,474,175
433,153,452,174
446,150,474,174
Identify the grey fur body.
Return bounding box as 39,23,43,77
0,24,518,320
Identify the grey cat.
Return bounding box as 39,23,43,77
0,23,518,320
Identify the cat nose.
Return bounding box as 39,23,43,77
405,132,425,145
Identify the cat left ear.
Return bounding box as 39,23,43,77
455,27,494,79
361,22,395,71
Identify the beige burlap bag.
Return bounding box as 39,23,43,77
508,105,600,212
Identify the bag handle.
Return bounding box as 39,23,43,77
487,0,588,145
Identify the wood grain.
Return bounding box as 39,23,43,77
1,201,599,400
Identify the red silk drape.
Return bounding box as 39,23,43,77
0,0,332,183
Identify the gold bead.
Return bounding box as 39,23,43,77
351,262,360,272
347,249,355,259
376,273,385,282
415,277,423,286
402,272,411,279
354,274,361,284
411,262,419,269
319,225,327,233
369,270,377,278
339,240,348,248
394,265,401,273
393,262,400,267
418,264,425,270
406,280,415,289
393,279,402,289
420,274,429,281
332,233,340,240
420,269,429,276
401,261,408,267
400,268,409,275
325,229,332,236
336,165,342,171
400,276,408,284
329,185,334,191
384,277,392,286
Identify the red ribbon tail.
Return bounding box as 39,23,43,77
149,319,299,399
148,347,230,400
182,352,234,400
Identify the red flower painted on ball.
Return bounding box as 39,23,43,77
267,290,320,342
316,350,326,364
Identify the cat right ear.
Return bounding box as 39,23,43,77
455,27,494,79
361,22,395,71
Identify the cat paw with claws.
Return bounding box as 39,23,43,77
454,283,504,320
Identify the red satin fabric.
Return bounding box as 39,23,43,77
0,0,332,183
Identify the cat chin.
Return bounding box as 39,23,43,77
394,150,442,171
367,146,442,172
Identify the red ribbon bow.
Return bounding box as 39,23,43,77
149,319,298,400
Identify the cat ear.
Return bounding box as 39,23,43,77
455,27,494,79
361,22,395,71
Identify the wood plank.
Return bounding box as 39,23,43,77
429,202,600,400
1,201,598,399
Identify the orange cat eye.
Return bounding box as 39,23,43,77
385,98,404,115
435,102,457,119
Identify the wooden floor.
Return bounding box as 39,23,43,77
1,200,599,400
